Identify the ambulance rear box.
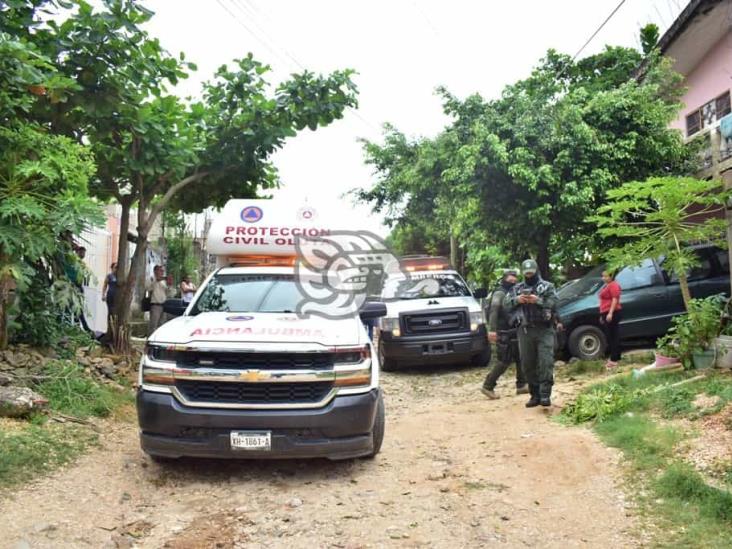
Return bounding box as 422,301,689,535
137,199,387,460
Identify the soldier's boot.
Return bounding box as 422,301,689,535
516,384,529,395
525,385,541,408
539,382,552,407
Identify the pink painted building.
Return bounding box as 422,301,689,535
660,0,732,177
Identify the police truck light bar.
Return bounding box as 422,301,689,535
401,256,451,272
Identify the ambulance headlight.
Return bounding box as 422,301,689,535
470,311,484,332
379,317,400,337
333,345,372,388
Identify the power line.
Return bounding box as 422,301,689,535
216,0,381,135
569,0,629,63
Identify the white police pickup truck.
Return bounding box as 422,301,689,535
137,200,387,461
376,256,490,370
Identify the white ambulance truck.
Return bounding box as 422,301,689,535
137,200,387,461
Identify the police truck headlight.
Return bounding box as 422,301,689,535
470,311,484,332
379,317,400,337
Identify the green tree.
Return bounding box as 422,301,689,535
358,45,694,279
0,32,101,349
6,0,359,350
589,176,729,309
164,210,198,290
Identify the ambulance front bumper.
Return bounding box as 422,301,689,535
137,388,379,460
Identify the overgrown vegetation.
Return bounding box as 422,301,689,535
561,370,732,546
0,336,133,489
0,423,97,488
38,360,132,418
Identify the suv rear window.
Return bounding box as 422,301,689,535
615,259,658,290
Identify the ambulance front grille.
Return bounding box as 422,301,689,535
175,380,334,406
175,351,335,370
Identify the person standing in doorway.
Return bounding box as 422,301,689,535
146,265,168,335
481,269,528,399
504,259,558,407
180,275,197,304
599,270,622,369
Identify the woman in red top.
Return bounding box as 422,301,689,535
599,270,622,369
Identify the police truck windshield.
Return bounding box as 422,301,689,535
383,273,472,300
193,274,302,313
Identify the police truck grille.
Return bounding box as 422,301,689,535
174,351,334,370
402,309,468,335
175,380,333,405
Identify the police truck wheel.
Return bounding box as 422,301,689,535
378,340,396,371
568,325,607,361
365,392,385,458
472,345,491,367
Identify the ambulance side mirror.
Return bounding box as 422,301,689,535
163,298,188,317
473,288,488,299
359,301,387,320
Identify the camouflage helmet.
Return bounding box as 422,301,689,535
521,259,539,275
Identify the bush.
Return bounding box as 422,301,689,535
37,360,131,418
561,383,645,424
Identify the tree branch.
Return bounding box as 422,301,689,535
144,171,210,235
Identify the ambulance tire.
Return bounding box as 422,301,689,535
378,339,397,371
365,392,385,458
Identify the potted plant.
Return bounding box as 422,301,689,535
657,295,726,370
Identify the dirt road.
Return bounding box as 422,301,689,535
0,367,637,548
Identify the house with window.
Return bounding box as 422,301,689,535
659,0,732,179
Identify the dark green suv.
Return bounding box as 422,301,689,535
558,246,730,360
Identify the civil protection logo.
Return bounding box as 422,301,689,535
241,206,263,223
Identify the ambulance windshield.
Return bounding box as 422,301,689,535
192,274,302,314
382,273,471,300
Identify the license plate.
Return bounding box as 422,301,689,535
230,431,271,451
427,344,447,355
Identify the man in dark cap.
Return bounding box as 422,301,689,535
503,259,558,407
481,269,527,399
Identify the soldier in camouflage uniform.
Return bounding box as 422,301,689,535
481,269,528,399
503,259,558,407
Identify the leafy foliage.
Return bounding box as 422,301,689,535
656,295,727,366
357,45,693,280
0,32,102,348
2,0,359,349
164,210,198,287
590,177,729,307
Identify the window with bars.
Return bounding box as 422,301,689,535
686,90,731,137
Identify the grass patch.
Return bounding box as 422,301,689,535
560,359,606,378
561,370,732,546
38,360,133,418
0,359,133,491
0,422,97,489
594,414,682,471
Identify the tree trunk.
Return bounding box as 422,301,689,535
116,198,132,282
112,199,150,353
449,231,458,270
0,270,12,351
679,271,692,310
536,231,551,280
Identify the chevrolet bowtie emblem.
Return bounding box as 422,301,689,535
240,369,270,382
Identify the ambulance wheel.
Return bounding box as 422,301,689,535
365,392,385,458
378,340,397,371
